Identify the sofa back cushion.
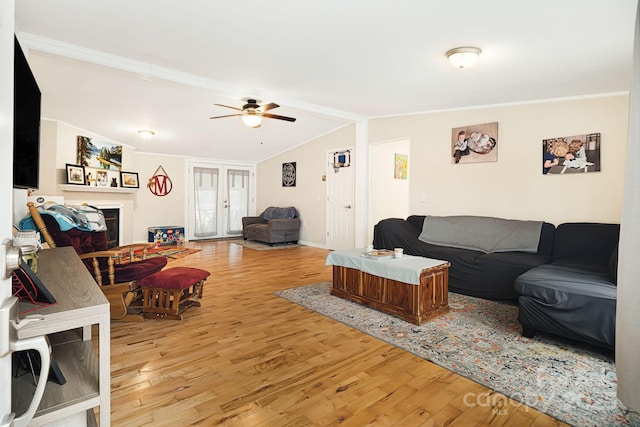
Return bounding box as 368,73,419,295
552,223,620,267
261,206,298,220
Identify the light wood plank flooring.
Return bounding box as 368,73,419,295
106,240,567,426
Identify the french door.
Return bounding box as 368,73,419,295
187,161,255,240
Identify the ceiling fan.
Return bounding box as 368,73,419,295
210,99,297,128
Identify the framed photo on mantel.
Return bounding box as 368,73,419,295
120,171,139,188
65,163,86,185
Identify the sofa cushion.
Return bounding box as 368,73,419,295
552,223,620,266
418,215,543,254
138,266,210,289
261,206,298,220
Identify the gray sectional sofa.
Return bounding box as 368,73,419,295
373,215,555,300
515,222,619,349
373,215,620,349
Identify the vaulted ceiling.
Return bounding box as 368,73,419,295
14,0,638,161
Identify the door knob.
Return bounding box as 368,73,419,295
344,205,352,209
1,238,22,279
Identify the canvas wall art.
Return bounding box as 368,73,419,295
77,135,122,171
542,132,600,174
394,154,408,179
282,162,296,187
451,122,498,164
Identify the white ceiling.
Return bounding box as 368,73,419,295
14,0,638,162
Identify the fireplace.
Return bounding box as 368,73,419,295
101,208,120,248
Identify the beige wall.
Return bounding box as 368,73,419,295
29,94,628,247
257,94,628,249
257,125,356,246
28,119,186,243
131,152,186,242
369,95,629,226
370,138,410,236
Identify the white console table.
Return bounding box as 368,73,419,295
13,247,110,426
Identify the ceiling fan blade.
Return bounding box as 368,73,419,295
260,103,279,112
209,114,242,119
214,103,243,112
262,113,296,122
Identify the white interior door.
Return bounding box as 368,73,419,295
1,4,15,420
187,161,254,240
326,149,355,250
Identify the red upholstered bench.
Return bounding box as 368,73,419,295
138,267,210,320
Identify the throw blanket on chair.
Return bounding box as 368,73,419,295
418,215,543,253
20,204,107,233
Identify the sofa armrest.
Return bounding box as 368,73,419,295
242,216,266,228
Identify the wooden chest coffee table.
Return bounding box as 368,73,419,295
326,249,450,325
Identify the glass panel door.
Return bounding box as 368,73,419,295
188,161,255,240
225,167,250,235
192,166,220,239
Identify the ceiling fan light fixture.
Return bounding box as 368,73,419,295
446,47,481,69
137,129,155,139
242,113,262,128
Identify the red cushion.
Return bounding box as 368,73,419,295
105,256,168,284
138,267,210,289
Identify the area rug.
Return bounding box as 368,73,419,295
231,239,300,251
130,246,201,262
275,282,640,427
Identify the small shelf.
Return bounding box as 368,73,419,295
12,337,100,425
59,184,138,193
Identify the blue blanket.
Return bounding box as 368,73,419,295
19,204,107,233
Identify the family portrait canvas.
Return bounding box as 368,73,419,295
542,132,600,174
451,122,498,164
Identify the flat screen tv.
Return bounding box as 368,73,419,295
13,35,41,190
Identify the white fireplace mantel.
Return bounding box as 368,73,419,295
59,184,138,193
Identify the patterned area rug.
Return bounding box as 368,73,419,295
275,282,640,427
231,239,300,251
130,246,201,262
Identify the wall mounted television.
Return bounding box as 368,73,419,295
13,35,41,190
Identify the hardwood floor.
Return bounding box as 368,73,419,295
106,240,566,426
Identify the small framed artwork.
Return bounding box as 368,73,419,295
282,162,296,187
96,170,108,187
394,153,408,179
120,171,140,188
65,164,86,185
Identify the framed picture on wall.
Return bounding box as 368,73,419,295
282,162,296,187
65,163,86,185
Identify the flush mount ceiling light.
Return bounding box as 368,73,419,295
446,47,481,69
241,112,262,128
137,129,155,139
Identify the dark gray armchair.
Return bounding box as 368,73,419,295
242,207,301,245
